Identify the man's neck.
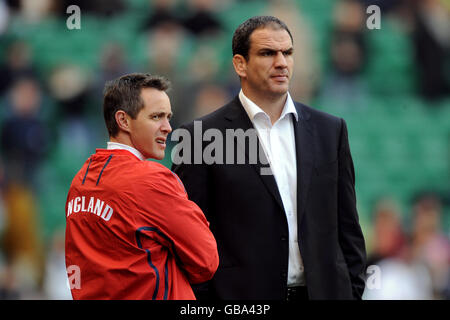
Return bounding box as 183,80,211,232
109,133,131,146
107,136,146,160
242,88,287,124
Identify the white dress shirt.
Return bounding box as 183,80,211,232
239,89,305,286
107,141,145,161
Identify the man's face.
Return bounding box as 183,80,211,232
129,88,172,160
238,27,294,99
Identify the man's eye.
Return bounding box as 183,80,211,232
152,115,160,120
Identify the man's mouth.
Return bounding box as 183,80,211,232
271,74,289,82
156,137,166,147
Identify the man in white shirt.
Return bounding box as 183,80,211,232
172,16,367,300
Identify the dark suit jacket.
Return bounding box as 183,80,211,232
171,96,367,300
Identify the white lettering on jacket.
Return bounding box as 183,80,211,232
67,196,114,222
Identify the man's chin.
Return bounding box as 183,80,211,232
267,87,289,98
268,83,289,94
146,151,165,161
153,152,165,161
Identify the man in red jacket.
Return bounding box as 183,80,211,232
65,73,218,300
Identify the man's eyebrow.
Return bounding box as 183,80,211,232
258,48,276,52
258,47,294,53
150,111,173,116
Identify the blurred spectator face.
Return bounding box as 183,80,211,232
20,0,53,22
412,195,442,242
333,0,365,32
189,44,220,82
101,43,125,74
10,78,41,117
153,0,177,9
48,64,88,101
234,26,294,99
331,36,363,75
372,200,405,257
189,0,216,11
193,85,229,118
148,23,183,73
7,41,32,70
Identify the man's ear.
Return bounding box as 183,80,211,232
115,110,131,133
232,54,247,78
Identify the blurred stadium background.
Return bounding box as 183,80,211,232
0,0,449,299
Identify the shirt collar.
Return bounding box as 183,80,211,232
239,89,298,123
107,142,146,161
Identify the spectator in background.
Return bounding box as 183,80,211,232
183,0,223,38
188,42,222,84
0,77,47,299
43,230,72,299
57,0,126,17
0,41,37,96
363,192,450,299
178,41,228,122
1,77,48,186
191,84,230,119
12,0,54,23
48,64,91,120
144,22,191,128
94,42,131,99
319,0,369,109
145,23,184,80
141,0,184,32
0,0,10,35
367,197,406,267
47,64,95,166
91,42,132,129
98,43,130,83
362,241,434,300
410,192,450,299
411,0,450,101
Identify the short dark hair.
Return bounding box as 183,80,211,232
232,16,293,60
103,73,170,137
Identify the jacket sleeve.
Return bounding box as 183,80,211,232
171,123,210,216
337,119,367,299
171,122,213,297
137,164,218,284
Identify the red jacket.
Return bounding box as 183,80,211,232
65,149,218,299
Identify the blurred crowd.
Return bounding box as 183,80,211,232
0,0,449,299
363,192,450,299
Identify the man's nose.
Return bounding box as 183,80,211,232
274,51,288,68
161,118,172,133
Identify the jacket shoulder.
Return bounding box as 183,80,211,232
297,102,341,121
296,102,343,128
179,98,238,130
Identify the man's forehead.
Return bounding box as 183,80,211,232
140,89,172,112
249,27,292,50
